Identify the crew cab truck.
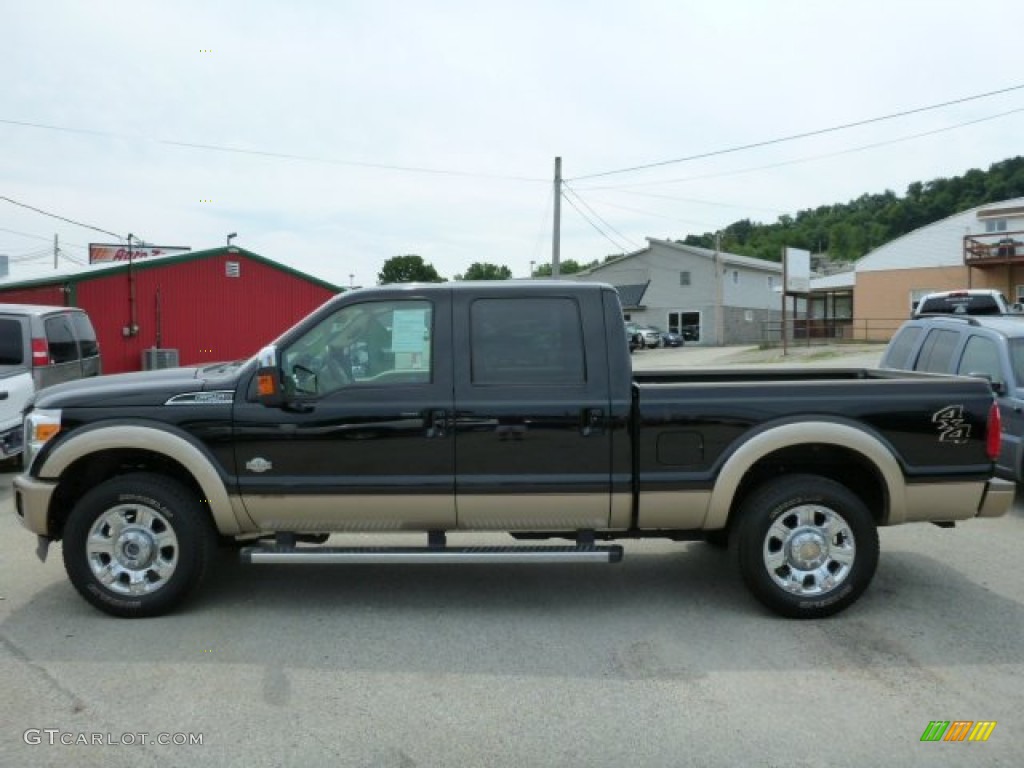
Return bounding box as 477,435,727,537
13,281,1015,619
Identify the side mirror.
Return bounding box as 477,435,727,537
255,345,284,407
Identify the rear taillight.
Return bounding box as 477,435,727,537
986,401,1002,461
31,337,50,366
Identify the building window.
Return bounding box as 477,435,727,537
767,276,775,291
985,219,1008,233
679,271,691,286
732,270,739,284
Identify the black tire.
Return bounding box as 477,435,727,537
734,474,879,619
62,473,217,618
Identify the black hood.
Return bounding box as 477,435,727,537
33,361,249,409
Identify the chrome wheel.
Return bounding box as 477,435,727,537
85,503,179,596
762,504,856,596
736,474,878,618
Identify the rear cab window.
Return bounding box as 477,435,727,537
44,314,81,363
880,325,922,369
956,335,1004,388
70,312,99,358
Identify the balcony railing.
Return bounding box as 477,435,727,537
964,229,1024,264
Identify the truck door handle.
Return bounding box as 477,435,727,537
425,409,448,439
580,408,604,437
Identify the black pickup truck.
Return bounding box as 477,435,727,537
13,281,1014,619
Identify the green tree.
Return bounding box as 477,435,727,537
377,254,444,284
533,259,588,277
455,262,513,280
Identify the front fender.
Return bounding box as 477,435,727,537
37,424,244,535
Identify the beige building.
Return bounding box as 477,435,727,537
813,197,1024,341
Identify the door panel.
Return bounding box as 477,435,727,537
233,297,455,531
451,293,613,530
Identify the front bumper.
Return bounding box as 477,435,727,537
978,477,1016,518
13,473,57,537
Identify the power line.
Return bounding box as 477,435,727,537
0,225,53,242
0,195,125,239
0,117,548,184
584,106,1024,194
570,83,1024,181
560,188,631,254
562,184,642,251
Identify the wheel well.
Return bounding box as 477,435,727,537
47,448,207,540
727,443,887,529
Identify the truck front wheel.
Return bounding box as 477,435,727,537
62,473,217,618
734,475,879,619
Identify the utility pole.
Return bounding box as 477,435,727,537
54,234,58,269
714,232,724,346
552,156,562,278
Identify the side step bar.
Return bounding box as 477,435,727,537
241,545,624,565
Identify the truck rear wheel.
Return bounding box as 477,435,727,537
62,473,216,618
734,474,878,619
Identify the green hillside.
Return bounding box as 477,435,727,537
679,156,1024,262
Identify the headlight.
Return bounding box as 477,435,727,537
23,408,62,470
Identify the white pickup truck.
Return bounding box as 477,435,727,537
0,370,33,463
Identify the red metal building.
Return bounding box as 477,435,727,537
0,246,340,373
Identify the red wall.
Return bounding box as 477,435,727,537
67,255,335,373
0,285,68,306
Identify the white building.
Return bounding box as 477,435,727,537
572,238,782,345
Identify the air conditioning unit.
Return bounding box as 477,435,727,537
142,348,180,370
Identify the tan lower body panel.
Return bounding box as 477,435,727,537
900,482,986,523
241,494,456,532
456,493,629,530
636,490,712,530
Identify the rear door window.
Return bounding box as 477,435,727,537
0,318,25,366
45,315,80,364
469,297,585,386
916,328,960,373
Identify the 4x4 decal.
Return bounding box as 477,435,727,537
932,405,970,444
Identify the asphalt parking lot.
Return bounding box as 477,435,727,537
2,345,1022,767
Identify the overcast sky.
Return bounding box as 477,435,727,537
3,0,1023,289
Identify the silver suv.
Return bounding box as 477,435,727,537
880,314,1024,483
0,304,101,462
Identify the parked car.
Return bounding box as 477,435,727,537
912,289,1020,317
0,304,101,462
635,325,662,349
653,326,685,347
880,313,1024,483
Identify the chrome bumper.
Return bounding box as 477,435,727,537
12,473,57,537
978,477,1016,518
